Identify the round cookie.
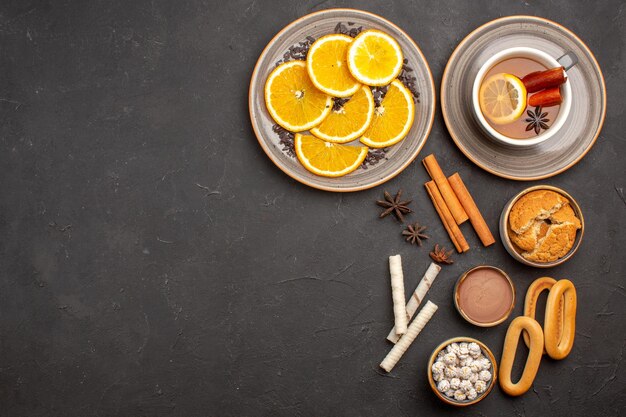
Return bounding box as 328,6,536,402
508,190,581,263
509,190,568,234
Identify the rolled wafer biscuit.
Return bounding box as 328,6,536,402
544,279,576,360
389,255,408,335
380,301,438,372
387,263,441,343
499,316,544,396
524,277,562,353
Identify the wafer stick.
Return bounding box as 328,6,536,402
387,262,441,343
425,181,469,252
380,301,438,372
422,154,468,224
448,173,495,247
389,255,408,335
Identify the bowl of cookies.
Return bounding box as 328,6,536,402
427,337,497,406
500,185,584,268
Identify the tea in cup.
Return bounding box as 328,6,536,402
471,47,572,147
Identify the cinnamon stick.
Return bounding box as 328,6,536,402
528,87,562,107
448,173,495,247
522,67,566,93
422,154,468,225
428,194,461,252
425,181,460,252
425,181,469,253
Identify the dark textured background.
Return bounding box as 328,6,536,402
0,0,624,416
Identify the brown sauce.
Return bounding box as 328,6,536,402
456,267,514,324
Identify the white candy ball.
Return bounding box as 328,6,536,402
459,366,472,380
453,390,467,401
458,347,469,359
469,373,478,384
444,366,457,379
444,389,455,398
432,361,445,374
467,388,478,400
479,370,492,381
480,358,492,370
432,371,443,382
469,362,480,374
474,380,487,393
447,343,460,354
437,379,451,392
460,379,472,392
443,352,458,366
468,342,481,358
450,378,461,390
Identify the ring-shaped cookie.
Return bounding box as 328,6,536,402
499,316,544,396
524,277,562,353
544,279,576,360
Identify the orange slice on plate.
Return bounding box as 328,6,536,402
310,86,375,143
479,73,527,125
360,80,415,148
347,29,403,87
306,34,361,98
295,133,369,177
264,60,332,132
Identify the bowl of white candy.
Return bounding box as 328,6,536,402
427,337,497,406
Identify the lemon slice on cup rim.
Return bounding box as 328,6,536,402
478,73,527,125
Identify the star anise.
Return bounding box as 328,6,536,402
402,222,429,246
376,189,412,222
525,106,550,135
430,244,454,264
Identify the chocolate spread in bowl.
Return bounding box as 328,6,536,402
456,267,514,325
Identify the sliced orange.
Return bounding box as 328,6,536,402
306,34,361,98
309,86,375,143
360,80,415,148
347,30,403,87
295,133,369,177
264,60,332,132
479,73,527,125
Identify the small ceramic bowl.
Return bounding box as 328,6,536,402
471,47,572,148
453,266,516,327
500,185,585,268
427,337,498,406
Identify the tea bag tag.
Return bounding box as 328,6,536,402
557,51,578,71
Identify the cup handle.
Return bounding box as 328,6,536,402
557,51,578,71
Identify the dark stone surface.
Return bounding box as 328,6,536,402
0,1,624,416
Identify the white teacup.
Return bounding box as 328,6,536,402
471,47,572,147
